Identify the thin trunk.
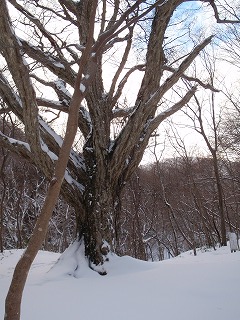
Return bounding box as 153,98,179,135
4,0,98,317
0,148,8,252
194,94,227,247
15,179,25,249
212,155,227,246
4,179,64,320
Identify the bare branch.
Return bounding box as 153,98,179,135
0,1,51,171
111,106,135,119
150,86,198,131
111,63,145,107
108,27,134,100
0,106,11,114
208,0,240,24
93,0,167,55
8,0,66,59
163,65,220,92
20,39,77,86
36,98,69,112
145,35,214,108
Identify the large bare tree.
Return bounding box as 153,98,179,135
0,0,239,320
2,0,240,262
0,1,239,318
1,0,239,269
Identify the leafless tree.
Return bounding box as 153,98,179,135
185,46,228,245
0,0,239,318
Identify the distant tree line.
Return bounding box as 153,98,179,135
119,157,240,260
2,116,240,260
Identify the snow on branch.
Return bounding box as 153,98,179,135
0,131,31,158
39,116,86,171
31,75,72,107
111,106,135,119
38,117,63,148
40,138,58,162
79,83,86,93
54,79,72,99
0,75,23,120
64,169,85,193
20,39,77,86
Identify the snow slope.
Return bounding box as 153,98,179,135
1,243,240,320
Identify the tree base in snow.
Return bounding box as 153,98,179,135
48,240,112,278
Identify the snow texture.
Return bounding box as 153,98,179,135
52,60,65,69
6,136,30,151
40,138,58,161
229,232,238,252
55,79,72,99
80,83,86,93
64,170,85,193
39,117,63,148
39,117,85,171
1,242,240,320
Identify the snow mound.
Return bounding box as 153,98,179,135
47,240,159,279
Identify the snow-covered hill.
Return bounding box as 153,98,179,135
1,243,240,320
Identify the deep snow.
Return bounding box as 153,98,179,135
1,242,240,320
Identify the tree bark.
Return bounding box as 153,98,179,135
0,2,233,318
4,0,98,318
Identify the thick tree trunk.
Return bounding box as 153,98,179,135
81,198,114,274
79,151,117,273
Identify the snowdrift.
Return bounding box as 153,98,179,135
1,244,240,320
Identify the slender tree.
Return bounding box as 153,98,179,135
185,44,228,245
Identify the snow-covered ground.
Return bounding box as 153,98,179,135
1,242,240,320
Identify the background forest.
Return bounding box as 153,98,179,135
0,0,240,262
2,100,240,261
